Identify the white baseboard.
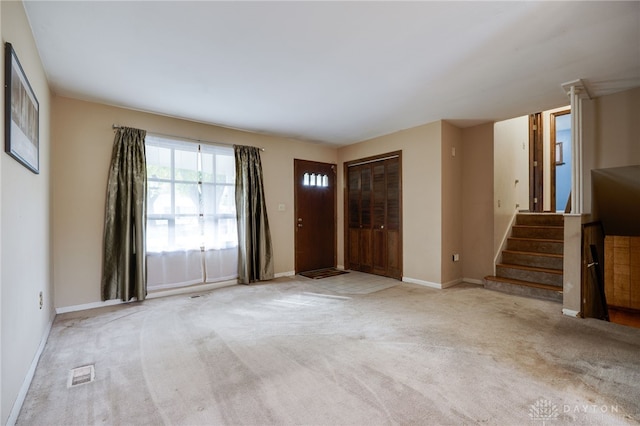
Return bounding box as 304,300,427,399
441,278,463,289
494,210,519,275
402,277,442,289
56,298,126,314
56,280,239,314
56,272,298,314
463,278,484,285
7,313,55,426
148,280,237,299
402,276,466,289
562,308,580,317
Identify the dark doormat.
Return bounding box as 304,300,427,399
299,268,349,279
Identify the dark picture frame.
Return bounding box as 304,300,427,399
5,42,39,174
555,142,564,165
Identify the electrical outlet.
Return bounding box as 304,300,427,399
39,291,43,309
452,253,460,262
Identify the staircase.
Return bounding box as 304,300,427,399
485,213,564,302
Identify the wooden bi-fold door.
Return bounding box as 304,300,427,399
346,152,402,280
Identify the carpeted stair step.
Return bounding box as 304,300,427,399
516,213,564,227
484,275,562,302
512,225,564,240
507,237,564,254
488,213,565,303
502,250,563,270
496,263,563,287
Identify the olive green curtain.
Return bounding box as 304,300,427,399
101,127,147,301
234,145,274,284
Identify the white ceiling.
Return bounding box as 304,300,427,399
23,1,640,146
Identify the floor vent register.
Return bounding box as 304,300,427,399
68,365,95,388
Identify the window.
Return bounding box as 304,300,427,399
302,172,329,187
145,135,237,289
146,135,236,252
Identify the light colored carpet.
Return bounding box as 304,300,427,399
18,273,640,425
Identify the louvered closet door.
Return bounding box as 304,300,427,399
346,154,401,279
347,167,361,270
372,162,387,275
348,165,372,272
384,159,401,279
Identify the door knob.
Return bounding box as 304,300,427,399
381,225,384,229
298,223,303,227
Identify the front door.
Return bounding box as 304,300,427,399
294,159,336,273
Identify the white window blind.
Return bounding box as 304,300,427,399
145,135,238,289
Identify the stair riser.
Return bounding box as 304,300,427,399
507,239,564,254
496,266,563,287
485,279,562,303
502,252,563,270
516,215,564,227
512,227,564,240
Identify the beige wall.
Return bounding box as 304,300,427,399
493,116,529,257
462,123,494,282
52,97,337,309
338,121,443,285
582,86,640,214
1,1,53,423
440,122,463,286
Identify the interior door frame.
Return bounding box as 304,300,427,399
343,151,403,278
294,159,337,273
550,109,571,212
529,112,544,212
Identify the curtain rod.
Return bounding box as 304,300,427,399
112,124,265,152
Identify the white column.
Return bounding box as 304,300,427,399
561,79,591,214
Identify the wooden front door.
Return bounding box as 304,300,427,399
346,152,402,280
294,159,336,273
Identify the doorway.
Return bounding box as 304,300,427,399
551,110,571,212
294,159,337,273
345,152,402,280
528,108,572,212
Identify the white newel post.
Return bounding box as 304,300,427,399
560,79,591,317
561,79,591,214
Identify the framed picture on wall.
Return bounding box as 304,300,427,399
555,142,564,165
4,42,39,174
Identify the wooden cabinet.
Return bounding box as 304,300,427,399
605,236,640,310
346,153,401,280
